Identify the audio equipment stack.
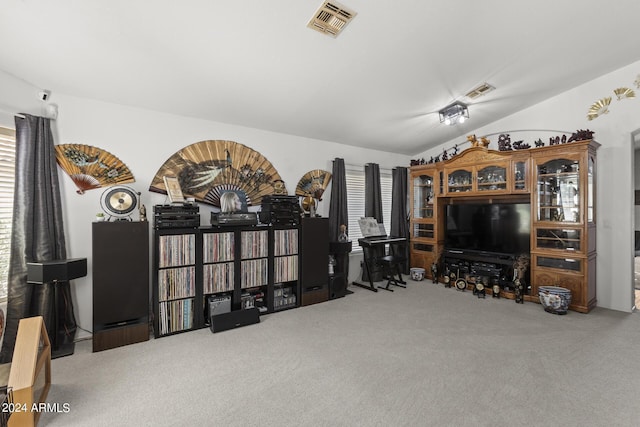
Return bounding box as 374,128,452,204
259,195,302,225
210,212,259,226
153,203,200,229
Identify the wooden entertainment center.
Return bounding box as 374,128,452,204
409,139,599,313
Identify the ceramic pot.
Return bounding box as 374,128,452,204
538,286,572,315
410,267,425,281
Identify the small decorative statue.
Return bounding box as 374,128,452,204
513,254,530,304
139,204,147,222
338,224,349,242
431,262,438,284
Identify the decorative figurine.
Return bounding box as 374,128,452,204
498,134,512,151
139,204,147,222
492,283,500,298
535,139,545,147
431,262,438,284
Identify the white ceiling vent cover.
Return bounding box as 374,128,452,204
465,83,496,99
307,1,357,38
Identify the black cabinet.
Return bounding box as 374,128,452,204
92,221,150,351
300,217,329,306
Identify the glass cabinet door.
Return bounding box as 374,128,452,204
535,228,581,251
587,155,595,223
447,168,473,193
476,165,507,192
537,158,580,223
514,160,527,191
413,174,435,219
413,223,435,239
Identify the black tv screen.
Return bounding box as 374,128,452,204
445,203,530,256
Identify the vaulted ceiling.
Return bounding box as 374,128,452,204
2,1,639,155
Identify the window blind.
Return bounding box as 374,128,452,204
345,164,392,252
0,127,16,301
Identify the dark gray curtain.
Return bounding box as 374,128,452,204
328,158,348,241
0,114,75,362
364,163,383,281
364,163,383,222
391,167,410,273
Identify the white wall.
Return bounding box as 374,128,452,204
416,60,640,312
0,70,411,339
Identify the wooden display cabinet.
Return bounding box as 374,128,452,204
409,165,441,277
530,140,599,312
441,148,514,196
409,139,599,313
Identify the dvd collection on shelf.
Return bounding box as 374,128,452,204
203,262,234,293
158,234,195,267
158,266,196,300
274,283,297,310
274,229,298,256
203,232,234,263
154,225,301,337
158,298,194,335
240,258,269,288
241,288,267,312
241,230,269,259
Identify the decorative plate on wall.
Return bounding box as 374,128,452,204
149,140,283,207
295,169,332,200
55,144,135,194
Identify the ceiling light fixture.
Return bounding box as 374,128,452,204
439,102,469,126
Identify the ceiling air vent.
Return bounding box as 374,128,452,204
465,83,496,99
307,1,357,38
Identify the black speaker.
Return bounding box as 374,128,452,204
27,258,87,284
210,308,260,333
329,273,346,299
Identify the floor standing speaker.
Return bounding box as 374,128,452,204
92,221,150,352
300,217,329,306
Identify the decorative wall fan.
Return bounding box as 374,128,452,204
149,140,283,207
55,144,134,194
295,169,332,200
586,97,611,121
613,87,635,100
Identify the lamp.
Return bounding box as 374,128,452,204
439,102,469,126
26,258,87,359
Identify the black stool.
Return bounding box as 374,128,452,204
376,255,406,291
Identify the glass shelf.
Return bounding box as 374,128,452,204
413,223,434,239
537,159,580,223
477,165,506,191
535,228,581,251
413,174,435,219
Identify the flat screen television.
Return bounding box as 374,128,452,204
444,202,530,256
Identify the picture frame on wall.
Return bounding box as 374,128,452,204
163,176,185,203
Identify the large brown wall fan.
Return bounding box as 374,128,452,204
295,169,332,200
149,140,283,207
55,144,135,194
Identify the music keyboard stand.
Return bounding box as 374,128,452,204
352,236,407,292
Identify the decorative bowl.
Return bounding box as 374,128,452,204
538,286,572,315
410,267,425,281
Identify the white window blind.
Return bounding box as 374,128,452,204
345,164,393,252
0,127,16,301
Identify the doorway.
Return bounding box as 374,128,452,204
633,130,640,310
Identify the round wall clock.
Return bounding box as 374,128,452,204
100,185,138,220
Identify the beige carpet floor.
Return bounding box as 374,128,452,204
38,278,640,427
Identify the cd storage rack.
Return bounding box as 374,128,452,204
152,224,300,338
